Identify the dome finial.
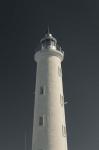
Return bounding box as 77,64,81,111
47,25,50,35
45,25,50,36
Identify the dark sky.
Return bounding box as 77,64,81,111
0,0,99,150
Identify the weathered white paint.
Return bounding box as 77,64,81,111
32,33,68,150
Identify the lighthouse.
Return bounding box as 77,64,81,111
32,30,68,150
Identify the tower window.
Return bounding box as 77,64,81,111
62,125,66,137
39,116,44,126
60,94,64,106
58,66,62,77
40,86,44,95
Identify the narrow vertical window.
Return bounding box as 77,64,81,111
39,116,44,126
60,94,64,106
58,66,62,77
62,125,66,137
40,86,44,95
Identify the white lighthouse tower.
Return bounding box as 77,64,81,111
32,30,68,150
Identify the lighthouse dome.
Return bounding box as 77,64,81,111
40,29,57,50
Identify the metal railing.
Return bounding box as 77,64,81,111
34,43,64,54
